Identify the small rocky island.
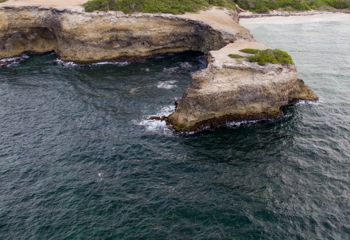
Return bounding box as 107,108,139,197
0,4,318,132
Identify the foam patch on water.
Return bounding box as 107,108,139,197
180,62,193,70
163,66,179,73
137,105,175,134
55,59,129,67
157,80,177,90
296,100,320,106
55,59,79,67
91,61,129,66
0,55,29,68
226,120,260,129
162,62,194,74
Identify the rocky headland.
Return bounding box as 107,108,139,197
0,5,318,132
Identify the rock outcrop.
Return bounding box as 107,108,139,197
0,6,233,62
0,6,318,132
167,41,318,131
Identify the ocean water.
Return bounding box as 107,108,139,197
1,16,350,239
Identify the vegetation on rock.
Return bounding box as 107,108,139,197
234,49,294,66
83,0,350,13
228,53,244,59
247,49,294,66
239,48,260,54
84,0,236,13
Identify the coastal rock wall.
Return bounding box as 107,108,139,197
0,7,233,62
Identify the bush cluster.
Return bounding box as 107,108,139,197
228,54,244,59
248,49,294,66
84,0,349,13
84,0,236,13
234,49,294,66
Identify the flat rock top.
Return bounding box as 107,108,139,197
180,8,241,35
0,4,247,41
0,0,87,10
211,40,266,67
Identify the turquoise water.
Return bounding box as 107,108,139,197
1,17,350,239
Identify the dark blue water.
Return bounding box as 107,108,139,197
1,17,350,239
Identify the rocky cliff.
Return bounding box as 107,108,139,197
167,41,318,131
0,6,318,132
0,6,234,62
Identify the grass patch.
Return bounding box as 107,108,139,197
83,0,350,14
84,0,236,13
239,48,260,54
247,49,294,66
231,49,294,66
228,54,244,59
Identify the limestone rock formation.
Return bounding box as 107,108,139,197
167,41,318,132
0,7,234,62
0,6,318,132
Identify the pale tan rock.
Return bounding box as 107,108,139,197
167,41,318,131
0,7,232,62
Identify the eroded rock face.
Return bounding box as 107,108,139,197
167,42,318,132
0,6,318,132
0,7,232,62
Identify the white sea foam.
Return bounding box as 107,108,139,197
296,100,320,106
157,80,177,90
92,61,129,66
55,59,78,67
97,172,103,182
55,59,129,67
180,62,193,70
158,105,175,116
163,66,179,73
0,55,29,67
226,120,259,128
139,119,169,133
137,105,175,134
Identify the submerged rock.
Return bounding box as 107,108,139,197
0,6,318,132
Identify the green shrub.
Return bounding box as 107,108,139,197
84,0,110,12
326,0,349,8
239,48,260,54
248,49,294,66
228,54,244,59
84,0,236,13
84,0,350,13
255,6,270,13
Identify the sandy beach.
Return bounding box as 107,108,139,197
0,0,87,10
240,12,350,24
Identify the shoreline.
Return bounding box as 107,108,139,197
239,9,350,19
0,0,86,10
240,11,350,24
